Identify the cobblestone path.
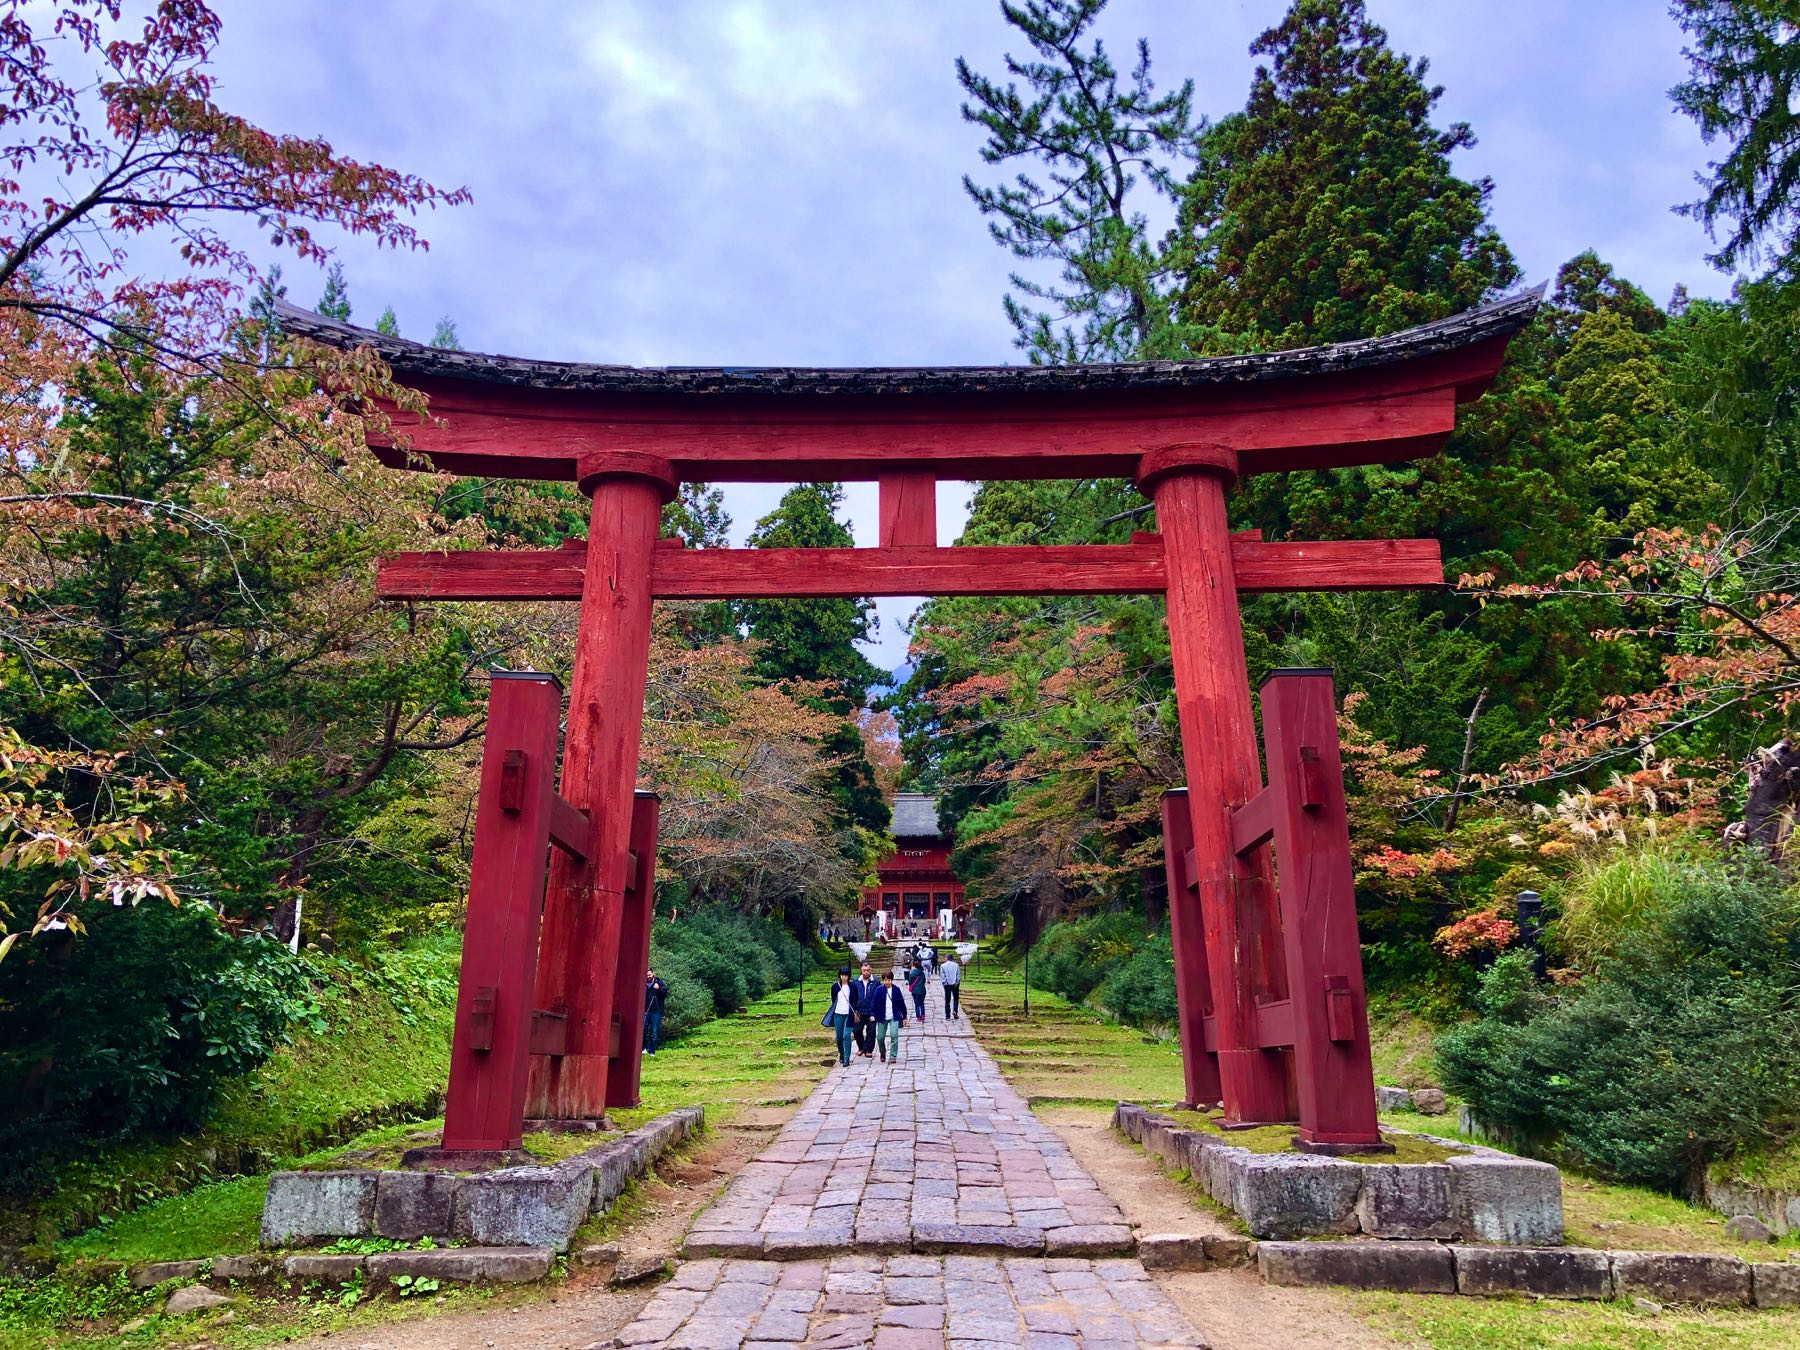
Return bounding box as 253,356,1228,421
683,984,1129,1257
611,1254,1204,1349
609,970,1210,1347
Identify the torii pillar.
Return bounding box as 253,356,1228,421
526,452,676,1120
1143,444,1290,1123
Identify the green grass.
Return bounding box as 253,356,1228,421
10,936,460,1251
1352,1290,1800,1348
958,955,1190,1104
1165,1107,1457,1163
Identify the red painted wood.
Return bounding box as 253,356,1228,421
443,673,562,1152
375,537,1444,602
1153,466,1294,1126
1160,789,1223,1108
878,473,936,548
366,345,1508,482
527,472,664,1121
1229,787,1278,857
605,791,661,1111
1259,670,1384,1147
547,795,589,861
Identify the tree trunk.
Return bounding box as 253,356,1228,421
1741,738,1800,860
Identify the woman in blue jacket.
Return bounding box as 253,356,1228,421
905,960,927,1022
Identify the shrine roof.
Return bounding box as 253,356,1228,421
891,793,943,839
272,287,1543,398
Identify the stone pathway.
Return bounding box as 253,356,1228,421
608,970,1212,1347
684,976,1129,1258
611,1255,1204,1349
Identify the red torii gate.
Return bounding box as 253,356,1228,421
281,289,1538,1154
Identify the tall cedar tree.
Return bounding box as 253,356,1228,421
1670,0,1800,273
1176,0,1517,348
957,0,1202,361
743,485,891,840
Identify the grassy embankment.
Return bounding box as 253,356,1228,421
4,974,839,1348
957,952,1800,1350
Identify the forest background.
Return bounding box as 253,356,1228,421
2,0,1798,1224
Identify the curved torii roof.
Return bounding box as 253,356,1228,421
276,287,1541,484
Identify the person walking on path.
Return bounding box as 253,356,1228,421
851,961,880,1059
905,959,927,1022
643,968,669,1054
940,953,962,1019
869,969,909,1063
827,968,856,1066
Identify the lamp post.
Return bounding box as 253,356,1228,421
1516,890,1546,980
1022,899,1033,1018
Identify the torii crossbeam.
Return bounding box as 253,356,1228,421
281,289,1539,1149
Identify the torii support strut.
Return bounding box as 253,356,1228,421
281,288,1540,1138
440,670,662,1154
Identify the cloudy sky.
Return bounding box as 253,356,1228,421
210,1,1725,675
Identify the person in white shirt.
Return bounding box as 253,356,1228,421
828,968,856,1066
940,955,962,1019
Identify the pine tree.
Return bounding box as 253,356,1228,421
375,305,400,336
429,317,461,350
742,485,890,841
317,261,352,321
957,0,1202,361
1175,0,1518,348
1671,0,1800,273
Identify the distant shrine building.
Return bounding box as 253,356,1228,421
860,793,968,939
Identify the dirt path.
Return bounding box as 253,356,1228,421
276,1111,793,1350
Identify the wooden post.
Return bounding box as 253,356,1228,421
878,472,936,548
1144,448,1293,1126
1259,670,1384,1151
1160,789,1223,1108
528,455,675,1120
443,673,562,1152
605,790,661,1111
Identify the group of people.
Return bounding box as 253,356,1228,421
825,953,963,1067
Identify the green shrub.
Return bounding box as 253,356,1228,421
0,903,315,1180
1095,930,1179,1028
649,907,805,1034
647,943,714,1040
1437,853,1800,1190
1029,913,1151,1006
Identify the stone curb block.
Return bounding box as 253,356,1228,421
208,1255,267,1282
1204,1236,1256,1269
129,1259,205,1289
1137,1234,1208,1272
261,1170,378,1246
1753,1261,1800,1308
374,1170,458,1241
454,1159,594,1251
911,1223,1046,1255
681,1231,768,1259
1258,1240,1457,1293
1452,1245,1611,1299
283,1253,366,1280
258,1106,701,1252
1043,1223,1134,1257
1610,1251,1752,1307
367,1246,552,1284
1118,1101,1565,1244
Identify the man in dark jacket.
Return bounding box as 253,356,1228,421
850,961,881,1058
643,968,669,1055
869,969,909,1063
